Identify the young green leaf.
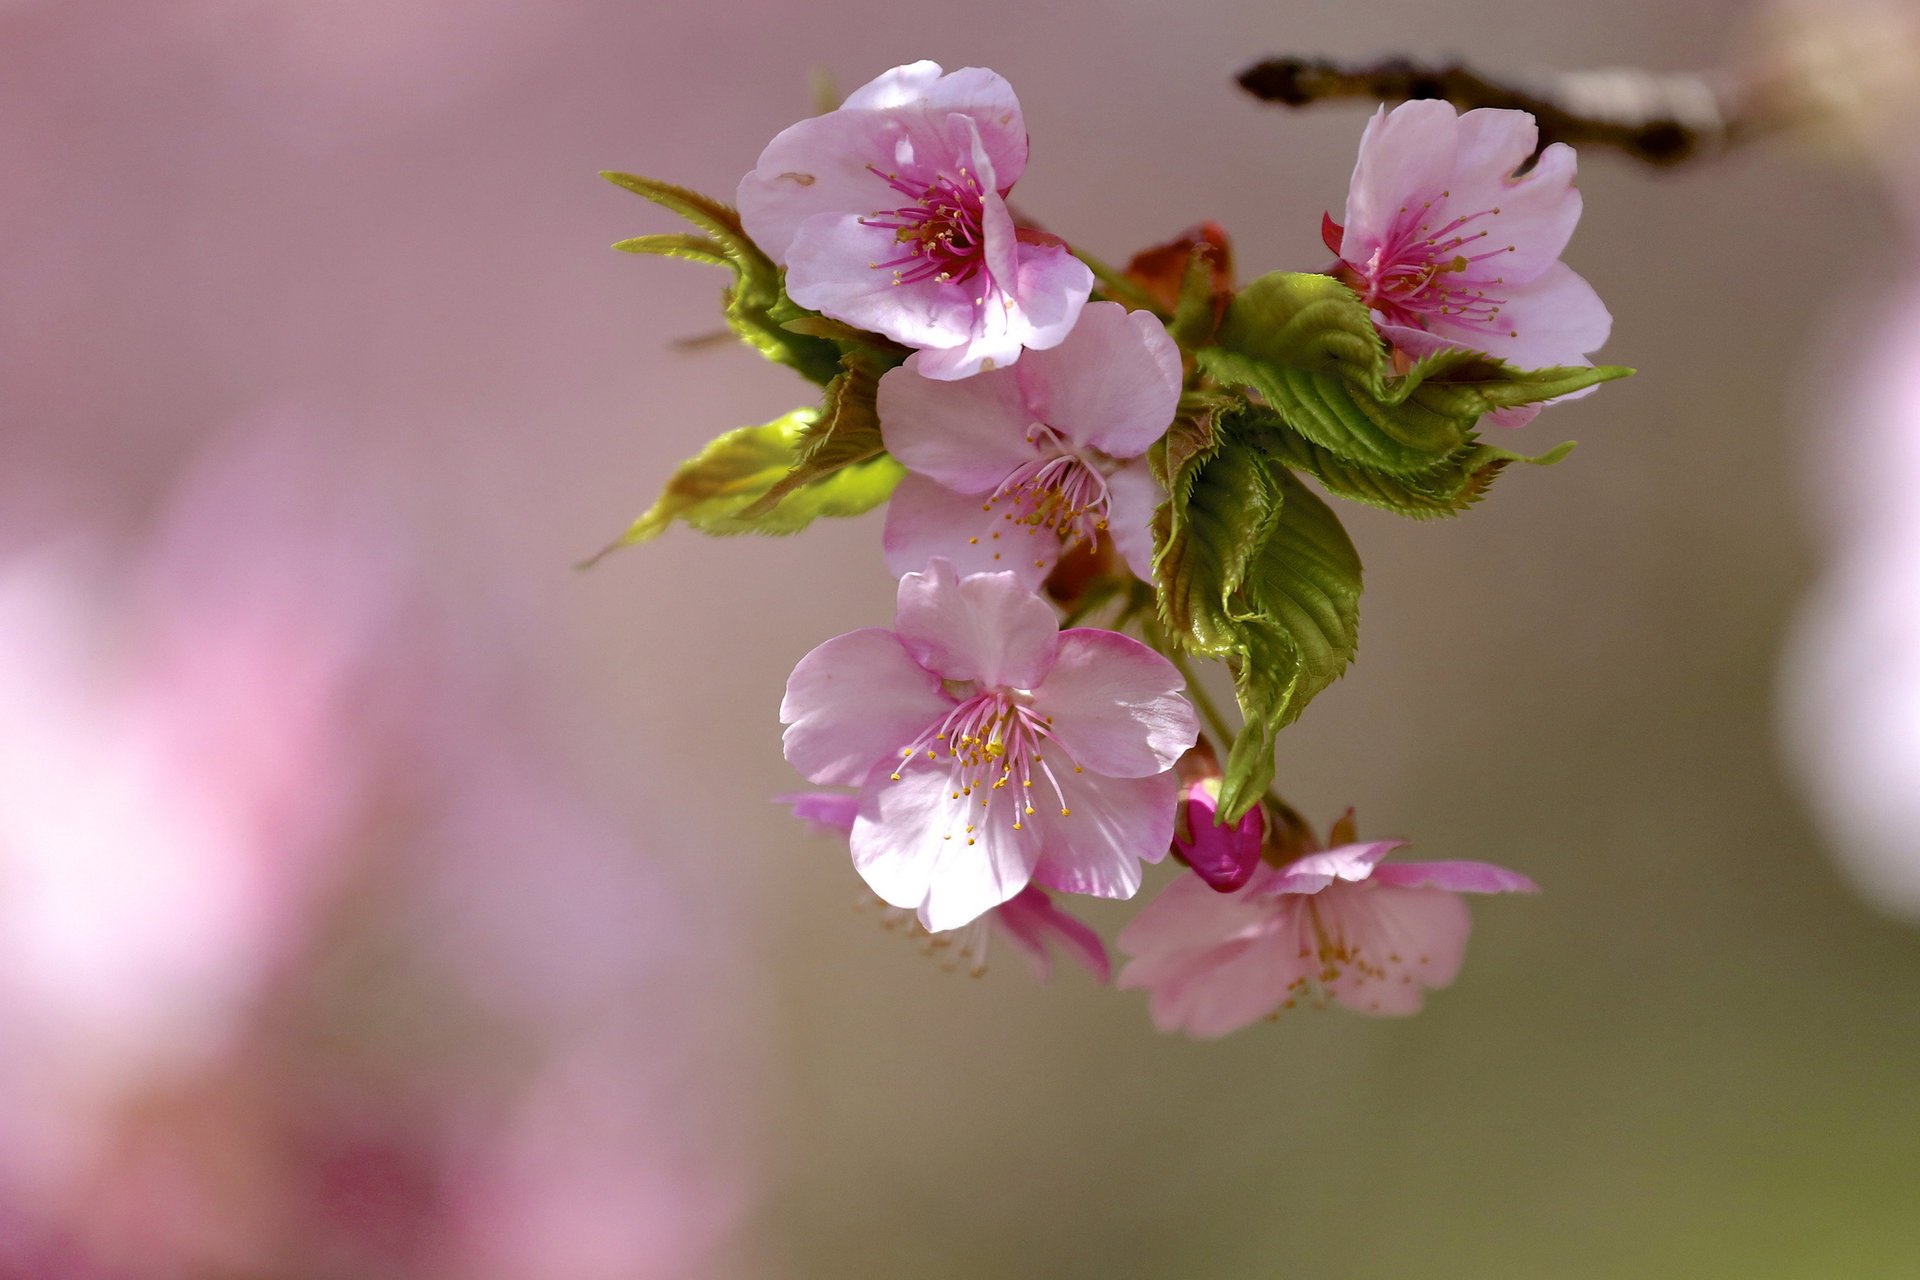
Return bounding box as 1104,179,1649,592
1153,422,1364,822
601,171,842,385
580,407,902,566
1203,271,1629,476
1244,410,1577,518
740,352,888,518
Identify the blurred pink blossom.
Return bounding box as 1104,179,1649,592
1118,839,1536,1038
0,419,756,1279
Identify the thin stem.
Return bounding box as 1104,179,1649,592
1164,646,1238,751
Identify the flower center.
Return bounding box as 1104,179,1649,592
890,687,1084,843
1356,195,1519,340
979,423,1112,562
861,165,988,289
1273,890,1435,1013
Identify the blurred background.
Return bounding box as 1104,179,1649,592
3,0,1918,1276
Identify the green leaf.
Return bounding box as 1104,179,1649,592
1244,410,1577,518
1215,469,1363,820
1154,432,1364,823
580,407,902,566
601,171,842,385
740,351,888,518
611,233,730,268
1203,271,1630,476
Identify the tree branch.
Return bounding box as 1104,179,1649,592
1236,56,1783,167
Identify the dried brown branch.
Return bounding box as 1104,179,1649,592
1236,56,1787,167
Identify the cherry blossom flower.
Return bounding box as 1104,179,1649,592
877,301,1181,586
1175,777,1265,894
780,560,1198,931
737,59,1093,379
779,791,1110,980
1117,838,1536,1037
1326,99,1612,427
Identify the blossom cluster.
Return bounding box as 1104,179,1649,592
599,61,1624,1035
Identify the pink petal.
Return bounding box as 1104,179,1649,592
877,357,1037,493
1266,840,1408,895
851,761,1040,931
839,61,1028,187
882,473,1059,586
1369,859,1538,894
1102,459,1163,582
1017,302,1182,457
780,627,950,786
784,213,981,350
1028,629,1196,778
1434,259,1611,369
776,790,859,836
993,885,1111,983
1342,101,1459,256
1029,767,1179,901
1005,237,1094,354
1314,883,1473,1015
1134,929,1313,1039
737,111,921,266
1116,865,1276,959
1483,403,1543,430
892,560,1059,689
1447,132,1582,282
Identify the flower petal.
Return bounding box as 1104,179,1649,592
852,760,1040,931
993,885,1111,983
776,790,859,836
1342,100,1459,256
1439,259,1612,369
1004,237,1094,355
1102,459,1163,582
1266,840,1408,895
1134,929,1314,1039
882,473,1059,586
1315,883,1473,1015
1369,859,1539,894
893,560,1059,689
780,627,950,786
737,111,918,265
1029,768,1178,901
1018,302,1183,457
1117,865,1276,960
840,62,1027,187
877,357,1037,492
1029,629,1196,778
784,213,979,350
1447,125,1581,282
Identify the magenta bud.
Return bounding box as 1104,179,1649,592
1176,779,1264,893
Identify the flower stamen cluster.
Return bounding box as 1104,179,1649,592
861,164,988,290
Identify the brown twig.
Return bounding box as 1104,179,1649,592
1237,55,1786,167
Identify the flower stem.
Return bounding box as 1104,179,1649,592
1164,646,1238,750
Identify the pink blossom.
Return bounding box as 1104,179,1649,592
877,301,1181,586
780,560,1198,931
1327,99,1611,427
737,60,1093,379
1175,777,1265,893
778,791,1109,981
1117,838,1536,1037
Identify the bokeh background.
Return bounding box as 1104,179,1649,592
4,0,1918,1276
